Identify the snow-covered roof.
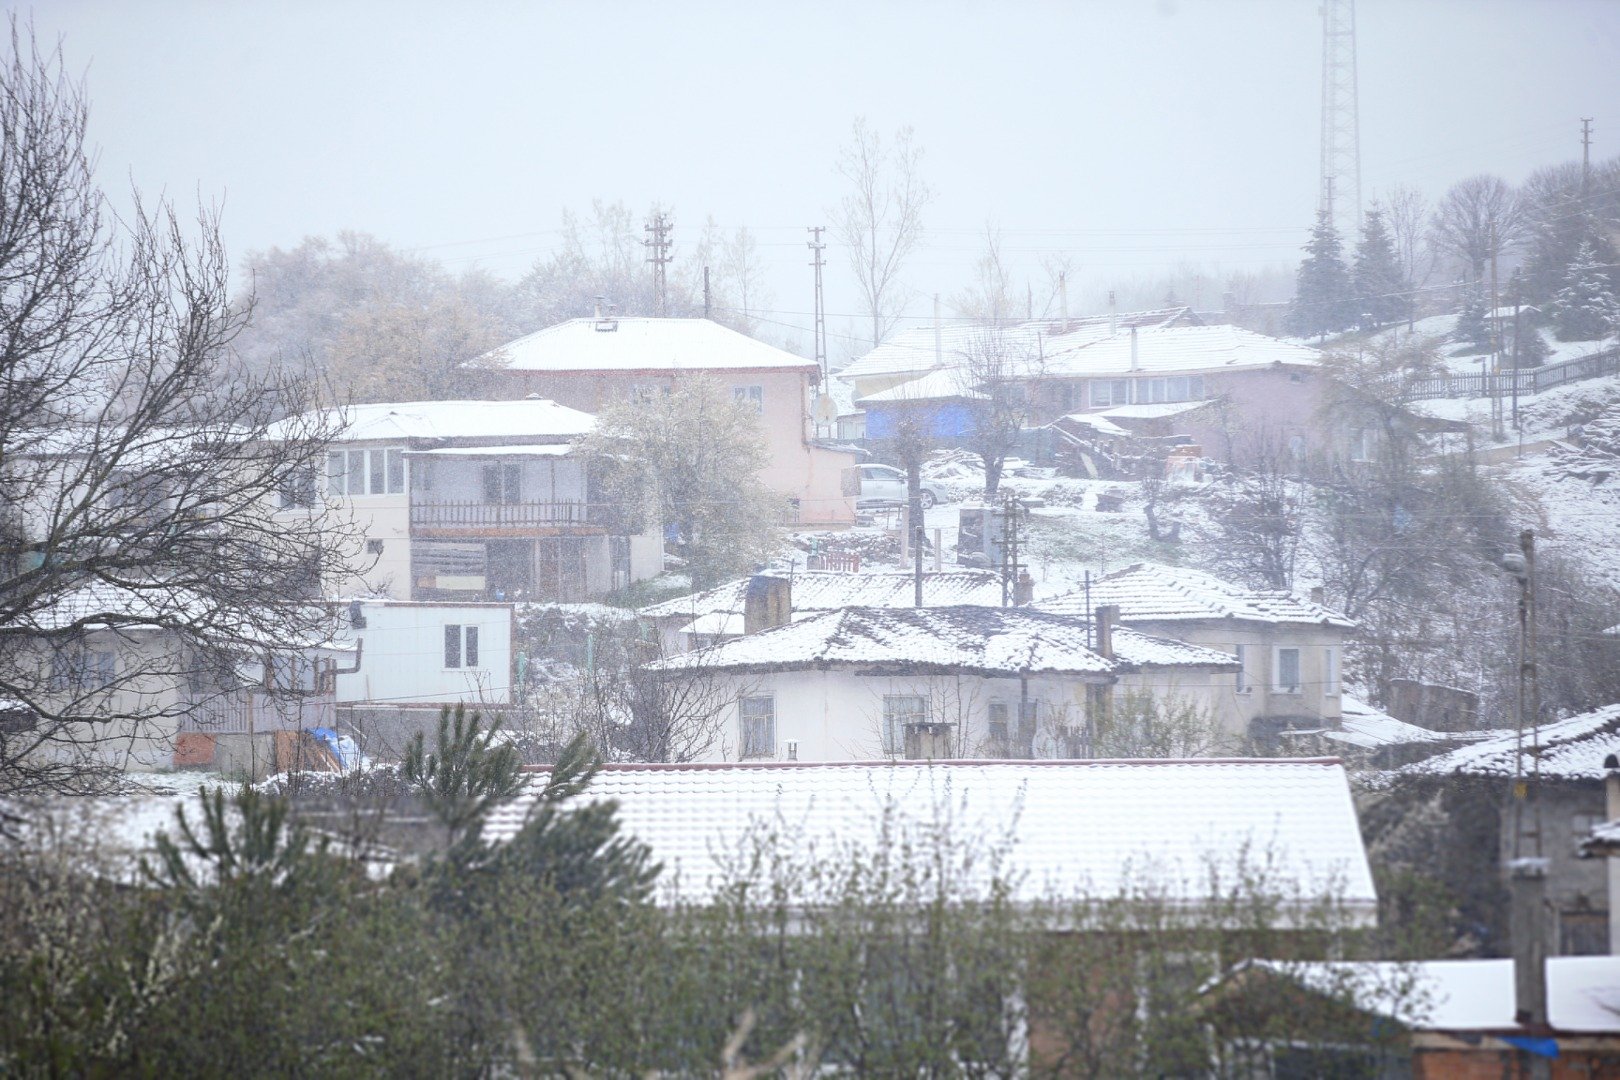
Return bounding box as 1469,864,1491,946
1238,958,1620,1034
1399,703,1620,782
477,317,815,373
1323,696,1493,750
403,443,575,457
1097,400,1216,421
855,366,989,404
485,757,1374,913
1039,324,1321,378
645,605,1240,677
18,580,347,651
1036,563,1355,629
1056,412,1132,437
639,570,1006,622
1583,818,1620,857
276,399,596,444
837,308,1197,383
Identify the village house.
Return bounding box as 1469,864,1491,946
2,580,354,777
275,399,663,604
1399,703,1620,957
647,597,1241,762
472,316,857,526
1034,562,1355,746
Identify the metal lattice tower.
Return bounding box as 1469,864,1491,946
1318,0,1361,241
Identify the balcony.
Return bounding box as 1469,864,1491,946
179,690,336,735
409,500,618,536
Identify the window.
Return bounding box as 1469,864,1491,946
987,701,1009,743
481,462,523,505
1351,428,1377,463
1234,644,1250,693
327,447,405,496
49,648,116,692
365,539,386,556
740,695,775,758
444,624,480,669
278,465,317,508
1133,375,1204,404
732,385,764,414
1323,646,1340,696
1274,647,1302,693
1090,378,1130,407
268,654,318,693
883,695,928,754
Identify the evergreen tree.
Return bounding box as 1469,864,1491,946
1286,208,1354,339
1350,207,1409,329
1553,240,1620,342
1454,287,1493,354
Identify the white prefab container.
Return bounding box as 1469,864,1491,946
332,600,514,706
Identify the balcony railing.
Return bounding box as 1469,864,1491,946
409,500,606,530
179,691,336,735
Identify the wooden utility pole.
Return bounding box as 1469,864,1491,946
1490,222,1504,439
1581,117,1594,196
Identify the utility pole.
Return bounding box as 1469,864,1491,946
1581,117,1594,196
808,226,827,385
1491,222,1504,439
703,265,711,319
643,212,673,317
1000,492,1023,608
1507,529,1542,860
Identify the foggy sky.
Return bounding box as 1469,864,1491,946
25,0,1620,353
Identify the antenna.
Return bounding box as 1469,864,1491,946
643,212,673,317
1318,0,1362,241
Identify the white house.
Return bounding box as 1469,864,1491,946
647,603,1241,762
1035,562,1355,744
329,599,513,707
274,399,663,604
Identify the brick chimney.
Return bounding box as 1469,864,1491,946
743,574,792,635
1310,586,1325,606
1094,604,1118,661
1013,569,1035,607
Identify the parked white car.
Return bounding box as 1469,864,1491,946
855,463,948,509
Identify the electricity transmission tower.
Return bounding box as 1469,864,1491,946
1318,0,1362,242
644,212,673,316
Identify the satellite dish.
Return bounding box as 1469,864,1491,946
813,393,838,424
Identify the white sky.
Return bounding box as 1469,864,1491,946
24,0,1620,354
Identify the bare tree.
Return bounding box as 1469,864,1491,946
951,225,1017,324
835,118,933,348
1429,174,1523,283
956,327,1035,498
1383,184,1434,326
0,19,349,796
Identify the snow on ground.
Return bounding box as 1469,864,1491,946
1503,446,1620,591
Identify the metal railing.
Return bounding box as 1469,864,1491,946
409,500,601,529
179,691,335,735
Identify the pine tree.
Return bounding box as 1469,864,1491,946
1286,208,1354,339
1454,288,1493,354
1351,207,1409,329
1553,240,1620,342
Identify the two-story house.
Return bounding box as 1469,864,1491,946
1034,562,1355,744
472,316,857,526
278,399,663,603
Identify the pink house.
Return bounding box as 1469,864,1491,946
474,317,856,525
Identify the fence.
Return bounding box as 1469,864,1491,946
179,691,336,735
1407,345,1620,400
410,500,600,529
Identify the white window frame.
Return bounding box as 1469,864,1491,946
1234,644,1250,694
740,695,776,758
1323,646,1340,696
327,447,406,497
444,624,481,670
1273,646,1302,694
50,648,116,692
882,694,929,754
1090,378,1130,408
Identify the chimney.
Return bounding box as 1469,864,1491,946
1310,586,1325,606
1109,290,1117,336
1094,604,1118,660
743,574,792,635
1508,856,1549,1028
1014,569,1035,607
1129,325,1140,371
1059,271,1069,328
